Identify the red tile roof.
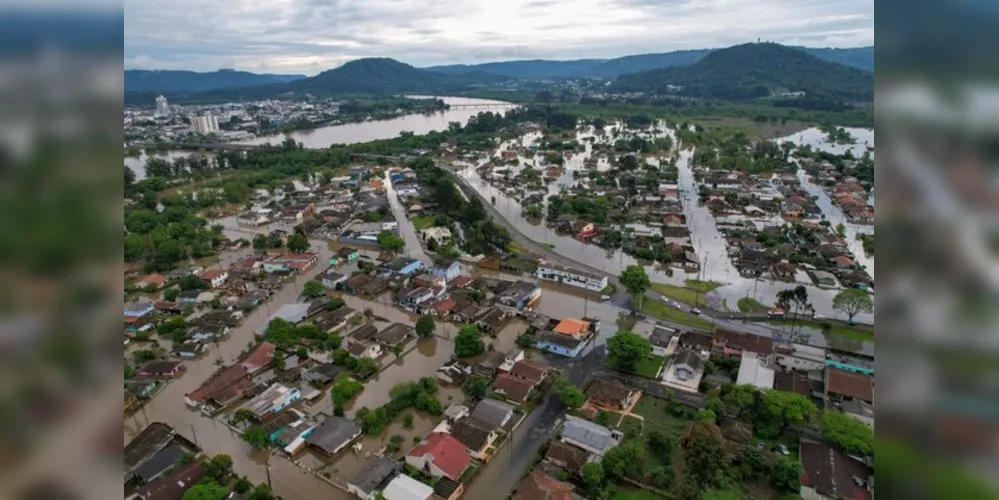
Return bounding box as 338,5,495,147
449,276,473,289
434,297,456,313
512,471,576,500
200,269,227,280
509,359,550,384
139,274,169,286
826,369,874,402
240,342,276,373
407,432,471,480
492,373,534,404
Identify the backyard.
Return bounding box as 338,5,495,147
608,355,666,379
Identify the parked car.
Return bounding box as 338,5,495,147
600,295,610,301
660,296,669,303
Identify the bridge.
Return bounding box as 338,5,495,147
446,103,517,110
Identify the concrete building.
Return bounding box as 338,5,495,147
662,350,706,393
736,352,776,390
192,113,220,134
535,263,608,292
775,343,826,373
155,95,169,116
241,383,301,421
560,415,622,456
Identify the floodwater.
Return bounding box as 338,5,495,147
345,337,463,413
321,411,442,487
457,124,877,325
126,96,518,177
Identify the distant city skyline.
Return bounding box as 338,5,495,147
124,0,873,76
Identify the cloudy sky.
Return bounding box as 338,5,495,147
125,0,873,75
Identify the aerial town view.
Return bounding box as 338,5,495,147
123,4,878,500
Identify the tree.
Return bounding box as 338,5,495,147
606,330,651,372
835,222,847,237
179,274,207,291
233,477,252,494
302,280,325,299
761,390,816,437
723,384,759,418
415,315,435,339
377,230,405,253
287,233,310,253
454,325,485,357
771,457,803,492
252,234,268,253
462,377,489,399
685,420,726,487
242,426,268,448
516,333,533,349
646,429,675,461
182,482,228,500
738,447,769,480
601,440,647,480
269,355,286,371
247,484,274,500
821,410,874,455
553,377,586,411
620,265,651,309
204,454,234,482
580,462,605,490
163,287,180,301
331,378,364,406
831,288,873,324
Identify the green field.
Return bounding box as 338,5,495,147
630,396,691,438
636,298,715,330
608,355,665,379
684,279,726,292
411,215,434,230
737,297,770,313
767,319,874,342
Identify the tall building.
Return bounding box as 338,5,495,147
192,113,219,134
155,95,169,116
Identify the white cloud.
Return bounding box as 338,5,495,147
124,0,873,74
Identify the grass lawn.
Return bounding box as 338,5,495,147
601,284,616,295
737,297,770,313
608,355,665,379
618,414,645,438
610,488,665,500
684,279,726,292
636,298,715,330
631,396,691,438
411,215,434,230
767,319,874,342
650,283,702,305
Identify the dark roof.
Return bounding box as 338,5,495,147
800,439,874,500
470,399,516,429
534,330,584,348
374,323,413,345
133,444,186,483
262,411,299,435
348,456,399,495
649,327,675,347
348,324,378,341
348,342,375,356
449,417,493,451
125,423,175,471
544,441,591,472
338,246,359,257
512,471,576,500
674,350,704,371
139,361,183,375
509,359,550,383
306,416,361,455
827,369,874,402
433,478,462,499
585,379,635,404
493,374,534,403
134,462,206,500
775,371,816,398
432,256,457,268
713,328,774,355
679,330,713,349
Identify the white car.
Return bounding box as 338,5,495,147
660,296,670,303
690,308,701,315
674,303,683,309
813,314,826,320
600,295,611,301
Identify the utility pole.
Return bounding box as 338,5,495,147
265,455,273,490
190,424,200,448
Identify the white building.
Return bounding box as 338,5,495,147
775,343,826,373
155,95,169,116
382,473,434,500
736,352,776,390
192,113,220,134
535,263,608,292
242,383,301,420
662,350,705,393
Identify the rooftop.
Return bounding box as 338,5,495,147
512,471,577,500
407,432,471,481
827,368,874,402
348,456,399,495
561,416,614,453
382,473,435,500
736,352,775,390
552,318,590,336
305,416,361,455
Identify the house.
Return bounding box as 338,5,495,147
544,441,591,475
679,330,714,352
662,350,706,394
185,364,254,409
420,227,453,246
348,341,382,359
241,383,302,421
799,439,874,500
413,273,446,291
138,361,184,378
812,270,840,288
432,478,464,500
496,281,542,310
448,416,497,459
560,415,621,456
239,342,276,374
552,318,591,338
397,287,435,310
436,360,473,385
572,220,596,238
405,432,472,481
534,330,588,358
199,269,229,289
306,416,362,456
130,444,188,484
137,274,169,290
382,473,434,500
132,462,206,500
375,323,414,347
337,246,361,263
263,252,320,273
512,471,579,500
469,399,517,430
429,258,461,282
347,456,400,500
474,307,510,332
826,368,874,404
649,327,676,357
736,352,776,390
508,359,551,385
384,257,423,276
713,329,774,356
491,373,536,405
321,271,348,290
303,362,346,387
535,264,608,292
775,343,827,372
585,379,639,410
125,301,155,318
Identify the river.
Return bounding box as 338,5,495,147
124,97,519,178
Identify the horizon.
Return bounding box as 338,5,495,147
124,42,875,77
126,0,872,75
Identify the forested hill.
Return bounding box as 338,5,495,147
612,43,874,102
124,69,306,93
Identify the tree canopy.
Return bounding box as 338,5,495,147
454,324,485,357
607,330,652,372
620,265,651,307
821,410,874,455
554,377,586,410
831,288,873,324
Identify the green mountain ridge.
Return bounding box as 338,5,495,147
124,69,307,93
612,43,874,102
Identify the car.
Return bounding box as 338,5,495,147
773,444,791,456
812,314,826,320
690,308,701,315
768,307,785,317
674,303,683,309
660,296,670,303
600,295,611,301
